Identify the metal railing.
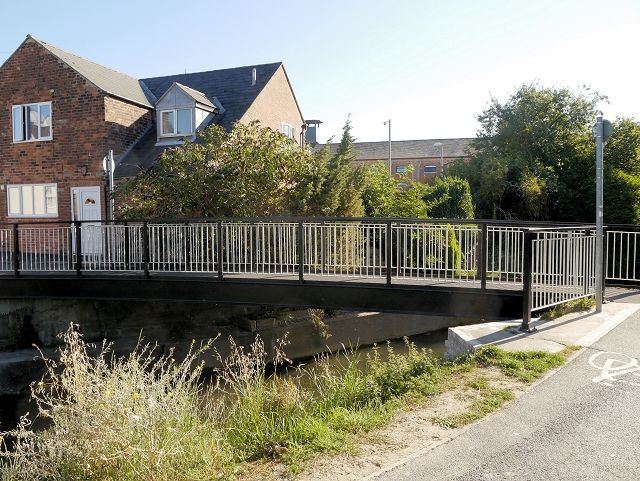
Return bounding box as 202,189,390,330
3,217,636,329
521,227,597,330
0,218,521,284
606,228,640,282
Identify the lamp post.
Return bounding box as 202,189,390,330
593,114,612,313
383,119,391,175
434,142,444,176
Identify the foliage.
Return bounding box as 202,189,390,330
0,327,573,480
604,118,640,174
116,122,318,218
307,117,365,217
115,120,365,219
540,296,596,321
601,119,640,224
423,176,475,219
361,162,399,217
432,378,514,428
450,84,605,220
469,345,569,383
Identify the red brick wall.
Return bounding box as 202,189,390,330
353,157,466,183
0,38,152,225
104,96,153,157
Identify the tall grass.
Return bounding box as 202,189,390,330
0,326,571,480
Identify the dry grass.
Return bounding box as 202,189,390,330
0,328,573,480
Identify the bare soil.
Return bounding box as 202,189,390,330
241,367,528,481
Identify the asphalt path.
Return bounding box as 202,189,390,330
376,307,640,481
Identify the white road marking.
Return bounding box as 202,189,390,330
588,351,640,386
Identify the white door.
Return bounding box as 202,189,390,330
71,186,102,255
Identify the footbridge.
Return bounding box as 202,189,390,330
1,218,637,330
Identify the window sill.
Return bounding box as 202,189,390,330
7,214,59,219
12,138,53,144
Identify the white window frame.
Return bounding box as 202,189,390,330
12,101,53,143
395,165,407,174
281,122,295,139
160,108,193,137
424,165,438,174
6,183,58,218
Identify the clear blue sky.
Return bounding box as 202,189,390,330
1,0,638,143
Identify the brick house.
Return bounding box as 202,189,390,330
320,138,473,182
0,35,304,225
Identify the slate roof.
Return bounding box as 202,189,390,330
318,138,474,160
173,82,215,109
33,37,155,108
115,63,282,178
140,63,282,131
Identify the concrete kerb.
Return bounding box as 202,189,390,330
445,302,640,358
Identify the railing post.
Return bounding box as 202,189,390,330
74,221,83,277
520,229,534,332
12,224,19,277
298,220,304,283
217,220,224,281
251,222,258,274
142,221,149,278
386,221,392,286
480,223,487,290
601,226,607,301
184,221,191,272
123,221,130,271
320,220,326,275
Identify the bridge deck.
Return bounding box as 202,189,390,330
0,269,523,291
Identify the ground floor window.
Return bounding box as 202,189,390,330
7,184,58,217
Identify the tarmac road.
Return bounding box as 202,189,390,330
375,308,640,481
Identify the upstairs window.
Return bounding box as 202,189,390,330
281,123,295,139
12,102,52,142
424,165,437,174
7,184,58,217
160,108,192,136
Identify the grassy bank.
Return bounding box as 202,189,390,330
0,327,575,480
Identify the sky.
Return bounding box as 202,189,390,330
1,0,639,144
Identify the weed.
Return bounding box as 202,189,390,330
308,309,331,340
468,345,572,383
433,382,514,428
540,296,595,320
0,328,573,480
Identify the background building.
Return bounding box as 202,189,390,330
319,138,473,182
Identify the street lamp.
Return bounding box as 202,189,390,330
383,119,391,175
433,142,444,176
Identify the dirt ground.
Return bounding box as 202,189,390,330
243,367,530,481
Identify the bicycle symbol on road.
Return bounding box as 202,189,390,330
588,351,640,387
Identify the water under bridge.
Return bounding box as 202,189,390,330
1,218,638,330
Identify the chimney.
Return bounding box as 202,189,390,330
251,67,257,86
305,120,322,146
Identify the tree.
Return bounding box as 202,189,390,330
361,162,403,217
604,168,640,224
314,118,365,217
115,122,319,218
450,84,605,220
361,163,428,218
423,176,474,219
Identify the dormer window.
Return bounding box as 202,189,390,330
160,108,193,137
154,82,220,145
